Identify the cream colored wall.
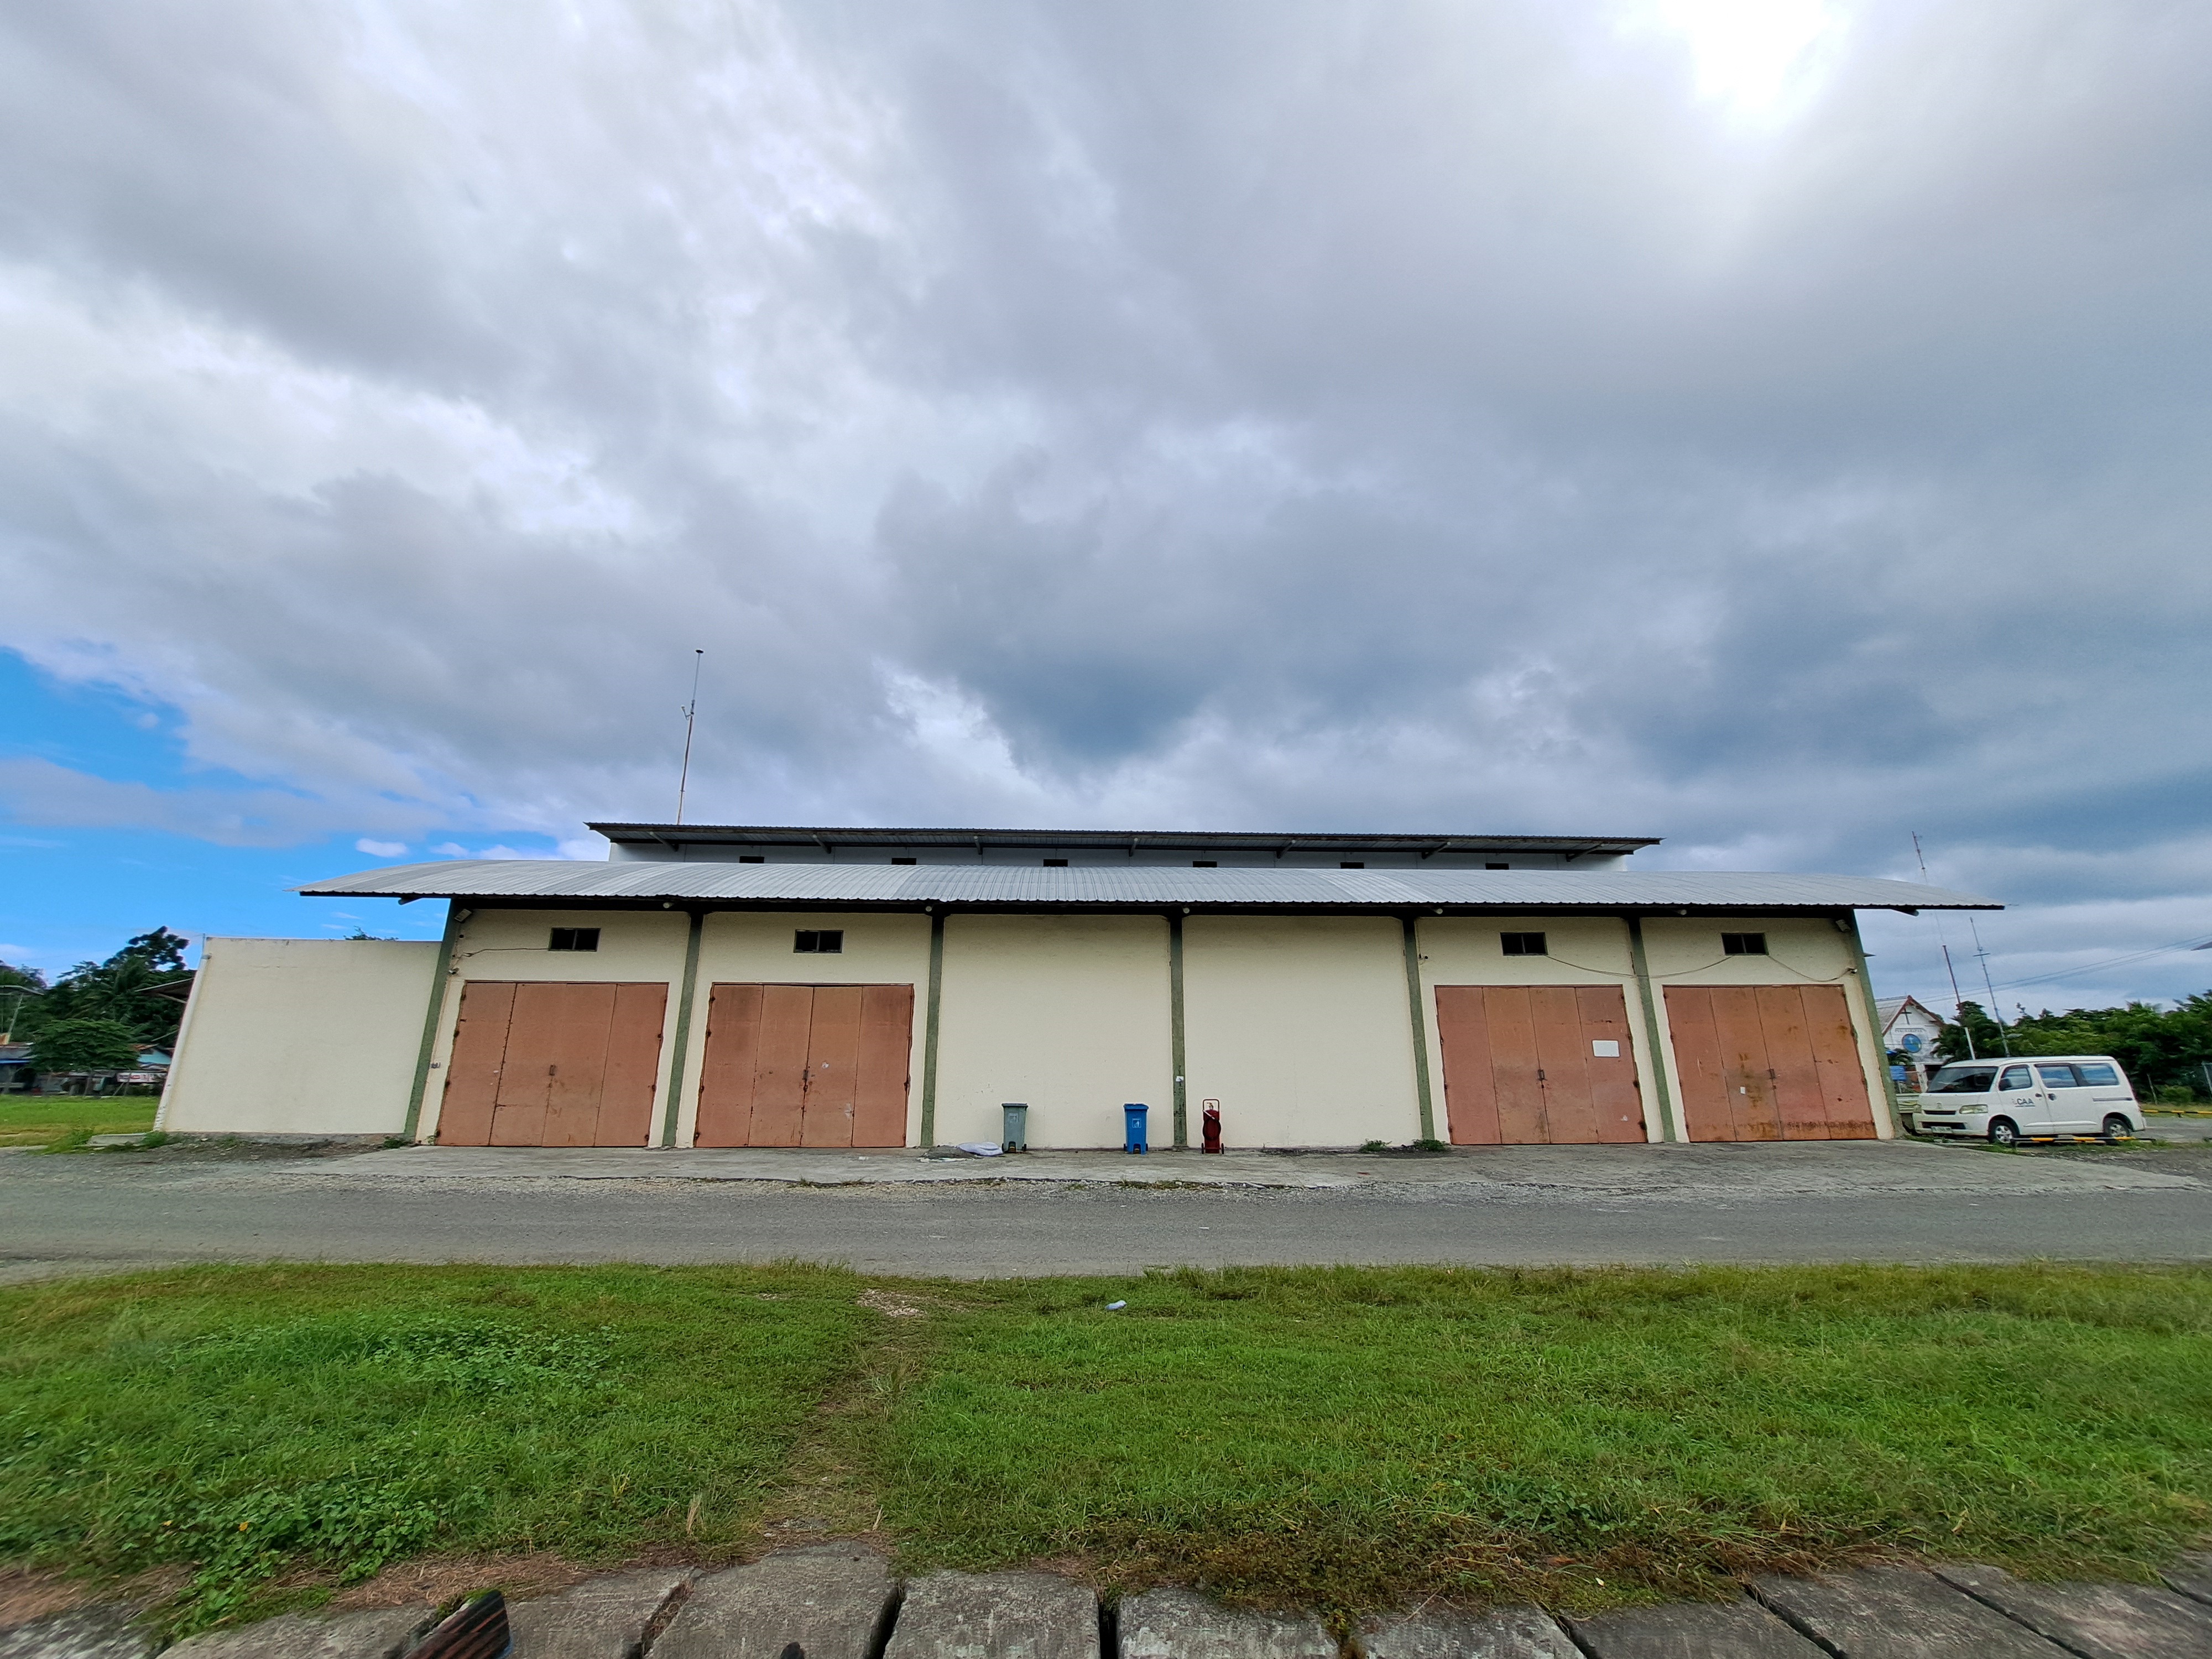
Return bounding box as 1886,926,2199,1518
1411,915,1672,1141
1182,916,1421,1148
931,914,1172,1149
1637,915,1892,1138
671,911,933,1146
418,909,691,1142
159,938,439,1135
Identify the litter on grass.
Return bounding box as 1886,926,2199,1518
1105,1300,1127,1311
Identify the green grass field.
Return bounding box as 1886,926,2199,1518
0,1095,159,1146
2,1263,2207,1634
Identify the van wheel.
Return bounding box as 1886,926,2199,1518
1987,1117,2021,1148
2102,1114,2133,1142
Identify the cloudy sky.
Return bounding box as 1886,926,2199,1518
3,0,2209,1014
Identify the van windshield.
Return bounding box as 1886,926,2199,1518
1929,1065,1999,1094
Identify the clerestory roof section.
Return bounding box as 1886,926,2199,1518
299,860,1997,915
588,822,1661,863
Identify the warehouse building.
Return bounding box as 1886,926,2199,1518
158,822,1997,1150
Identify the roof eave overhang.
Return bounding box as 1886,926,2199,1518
326,891,1969,917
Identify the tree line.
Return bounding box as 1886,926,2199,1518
1934,993,2212,1100
1,929,194,1079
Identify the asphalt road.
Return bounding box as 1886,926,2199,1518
4,1141,2209,1280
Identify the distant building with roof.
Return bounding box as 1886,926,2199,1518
158,821,1999,1151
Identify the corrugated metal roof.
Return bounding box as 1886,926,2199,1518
299,860,1996,912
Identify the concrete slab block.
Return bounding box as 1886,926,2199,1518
0,1606,153,1659
1566,1600,1824,1658
509,1569,693,1659
165,1606,432,1659
1116,1588,1335,1659
1936,1563,2212,1659
2166,1557,2212,1609
1751,1566,2068,1656
884,1572,1098,1659
1361,1605,1578,1658
654,1546,896,1659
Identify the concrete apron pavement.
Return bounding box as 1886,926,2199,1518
15,1544,2212,1659
321,1138,2204,1197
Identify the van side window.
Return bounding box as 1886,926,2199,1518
1998,1065,2033,1090
2075,1062,2121,1086
2034,1063,2080,1088
1931,1067,1997,1093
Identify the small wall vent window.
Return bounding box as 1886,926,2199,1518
1191,860,1217,867
1721,932,1768,955
548,927,601,952
1501,932,1547,956
891,857,917,864
1486,863,1510,870
1042,858,1069,867
794,930,844,954
738,855,765,863
1340,861,1365,869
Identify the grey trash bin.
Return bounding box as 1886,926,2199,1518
1001,1102,1029,1153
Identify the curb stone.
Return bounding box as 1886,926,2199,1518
7,1551,2212,1659
885,1572,1097,1659
1117,1589,1334,1659
0,1605,155,1659
2166,1557,2212,1608
1567,1600,1822,1658
1363,1606,1578,1658
1933,1563,2212,1659
508,1571,693,1659
1752,1566,2068,1656
652,1544,895,1659
165,1606,434,1659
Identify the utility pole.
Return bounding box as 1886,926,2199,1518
1967,915,2011,1058
676,649,703,825
1913,832,1975,1060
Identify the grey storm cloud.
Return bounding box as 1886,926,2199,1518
2,0,2210,1006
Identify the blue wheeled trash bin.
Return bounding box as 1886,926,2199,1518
1123,1103,1149,1155
1001,1102,1029,1153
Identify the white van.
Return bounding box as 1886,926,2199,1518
1911,1055,2143,1146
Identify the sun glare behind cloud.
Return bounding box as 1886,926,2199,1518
1621,0,1845,124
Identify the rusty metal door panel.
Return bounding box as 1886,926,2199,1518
801,984,864,1148
695,983,766,1147
747,984,815,1147
595,982,667,1146
1434,985,1504,1145
850,983,915,1148
539,983,618,1147
1485,988,1548,1143
1574,985,1646,1142
493,983,560,1112
1667,985,1787,1141
1757,986,1830,1141
697,983,912,1148
438,980,515,1146
1438,985,1646,1145
1800,984,1876,1139
1664,988,1736,1142
1708,985,1782,1140
1527,987,1593,1143
489,982,573,1144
